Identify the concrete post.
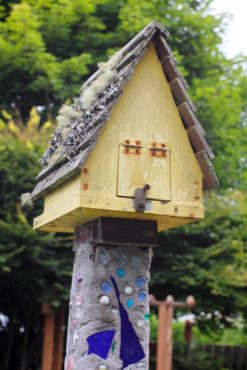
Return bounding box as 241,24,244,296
64,218,156,370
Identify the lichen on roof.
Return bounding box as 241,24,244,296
41,50,123,166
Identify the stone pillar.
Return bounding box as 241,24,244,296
64,218,157,370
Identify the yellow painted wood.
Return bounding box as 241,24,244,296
34,42,204,233
118,144,171,201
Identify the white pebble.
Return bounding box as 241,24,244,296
99,365,107,370
100,295,110,305
124,286,133,295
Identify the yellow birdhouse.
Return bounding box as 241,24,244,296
29,21,218,233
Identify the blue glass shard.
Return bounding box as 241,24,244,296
87,329,115,360
110,277,145,369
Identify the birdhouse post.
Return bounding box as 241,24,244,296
25,21,218,370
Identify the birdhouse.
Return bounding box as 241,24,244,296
29,21,218,233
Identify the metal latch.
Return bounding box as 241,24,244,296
123,140,142,154
134,184,151,212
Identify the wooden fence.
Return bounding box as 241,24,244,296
149,342,247,370
202,344,247,370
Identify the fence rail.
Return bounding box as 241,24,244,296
149,342,247,370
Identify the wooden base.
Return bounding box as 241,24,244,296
74,217,158,247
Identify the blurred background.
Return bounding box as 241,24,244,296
0,0,246,369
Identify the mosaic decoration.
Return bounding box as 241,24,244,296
101,281,112,293
137,320,146,328
116,267,125,278
87,329,116,360
138,291,147,302
124,286,133,295
110,276,145,369
144,313,150,321
135,276,146,288
66,357,74,370
127,298,134,309
99,295,110,305
111,341,116,353
98,249,111,264
115,251,127,265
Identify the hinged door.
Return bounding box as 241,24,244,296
117,140,171,201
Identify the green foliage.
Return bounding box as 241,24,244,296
174,348,225,370
151,318,247,347
0,112,73,369
151,191,247,323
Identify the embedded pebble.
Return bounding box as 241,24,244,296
100,295,110,305
124,286,133,295
99,365,107,370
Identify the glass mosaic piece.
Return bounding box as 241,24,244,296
98,249,111,264
111,341,116,353
110,276,145,369
87,329,115,360
101,281,112,293
127,298,134,308
138,291,147,302
116,251,127,265
135,277,146,288
137,320,145,328
124,286,133,295
144,313,150,321
116,267,125,278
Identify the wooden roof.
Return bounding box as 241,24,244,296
32,21,218,200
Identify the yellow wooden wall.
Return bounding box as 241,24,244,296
34,42,204,233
